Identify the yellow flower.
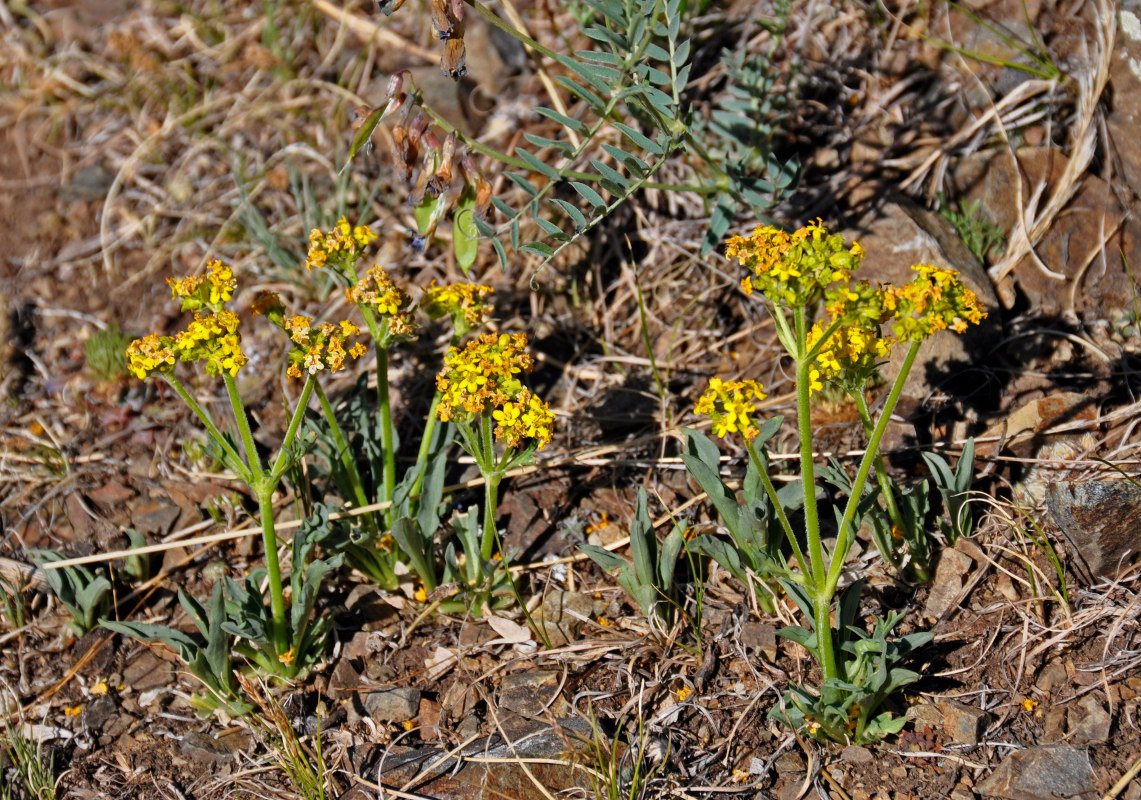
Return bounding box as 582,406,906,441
306,216,376,272
1021,698,1038,712
423,281,495,333
886,264,986,343
126,333,177,379
695,378,767,439
283,315,368,378
167,260,237,311
278,648,296,666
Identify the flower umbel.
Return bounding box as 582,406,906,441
436,333,553,450
422,281,494,335
126,333,177,379
167,260,237,312
282,315,368,379
306,216,376,273
347,266,415,337
727,219,864,307
885,264,986,341
695,378,768,439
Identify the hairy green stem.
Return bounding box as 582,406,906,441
256,487,288,656
825,341,922,596
163,374,248,479
479,412,500,563
743,436,807,577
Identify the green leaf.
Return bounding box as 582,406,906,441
453,195,480,275
522,132,575,156
628,489,657,589
505,171,540,197
590,160,630,192
413,192,439,236
579,544,628,573
601,144,648,176
555,76,607,111
613,122,664,155
535,216,571,242
490,196,516,219
520,241,554,258
515,148,562,181
570,181,606,209
582,24,628,50
575,49,623,66
551,198,588,231
534,107,589,136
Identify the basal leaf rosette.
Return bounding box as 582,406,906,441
695,378,767,439
726,219,864,308
422,281,494,338
306,216,377,275
436,333,553,452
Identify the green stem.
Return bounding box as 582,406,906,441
224,373,264,482
256,487,289,657
313,382,378,535
163,373,248,480
479,411,500,563
825,341,922,596
268,375,316,482
793,308,825,595
854,393,905,528
376,339,396,519
743,436,807,577
411,390,445,500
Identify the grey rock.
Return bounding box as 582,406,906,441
905,702,944,728
1068,695,1112,744
179,730,241,765
924,547,975,620
740,621,778,662
1046,479,1141,579
937,699,990,745
362,687,420,723
977,745,1095,800
122,649,174,692
83,696,117,733
841,745,873,764
537,591,593,648
499,671,561,718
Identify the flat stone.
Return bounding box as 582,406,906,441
536,591,593,648
179,730,241,765
740,621,778,661
122,648,174,692
82,696,117,733
937,699,989,745
1046,479,1141,579
976,745,1095,800
362,688,421,723
841,745,873,764
905,702,944,728
1067,695,1112,744
498,671,561,718
924,548,975,620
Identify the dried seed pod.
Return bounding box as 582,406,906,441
460,155,492,216
442,38,467,79
375,0,407,16
430,0,453,39
449,0,464,22
434,132,457,185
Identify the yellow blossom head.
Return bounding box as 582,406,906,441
347,266,416,338
726,220,864,308
695,378,767,439
886,264,986,342
126,333,177,379
173,310,247,377
436,332,553,450
167,260,237,312
306,216,376,273
806,321,894,395
422,281,494,336
282,315,368,379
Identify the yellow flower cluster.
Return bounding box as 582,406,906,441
126,333,176,379
726,219,864,307
167,260,237,311
806,322,894,394
283,315,368,379
436,333,554,450
694,378,768,439
422,281,494,333
346,266,415,336
127,310,247,380
884,264,986,341
306,216,377,272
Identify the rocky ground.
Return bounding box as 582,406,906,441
1,1,1141,799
